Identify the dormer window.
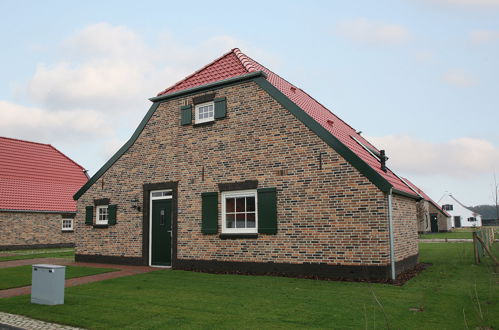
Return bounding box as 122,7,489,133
195,101,215,124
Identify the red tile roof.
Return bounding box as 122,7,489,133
0,137,88,212
402,178,450,217
157,48,416,196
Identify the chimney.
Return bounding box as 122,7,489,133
380,150,387,172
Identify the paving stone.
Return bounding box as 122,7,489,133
0,312,82,330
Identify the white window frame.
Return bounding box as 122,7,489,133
96,205,109,225
194,101,215,124
61,218,73,231
221,190,258,234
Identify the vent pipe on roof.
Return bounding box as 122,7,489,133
380,150,387,172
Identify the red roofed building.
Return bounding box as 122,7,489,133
74,49,420,280
0,136,88,249
402,178,452,233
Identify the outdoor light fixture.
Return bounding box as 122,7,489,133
131,198,141,212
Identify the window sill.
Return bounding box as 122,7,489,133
92,224,109,228
61,230,74,233
219,233,258,239
193,120,215,127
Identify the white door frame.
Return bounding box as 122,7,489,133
149,189,173,267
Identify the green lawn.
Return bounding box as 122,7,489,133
0,265,118,290
419,231,474,239
0,243,497,329
0,248,74,262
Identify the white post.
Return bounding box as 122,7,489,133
388,189,396,280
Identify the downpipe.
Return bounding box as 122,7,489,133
388,188,396,281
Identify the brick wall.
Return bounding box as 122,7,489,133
0,212,74,249
76,80,416,268
392,194,418,264
416,200,430,233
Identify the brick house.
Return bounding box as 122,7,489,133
0,137,88,250
403,178,451,233
73,48,420,280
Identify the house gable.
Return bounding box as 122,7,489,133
74,72,393,199
75,79,391,267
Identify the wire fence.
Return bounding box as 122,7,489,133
473,227,498,269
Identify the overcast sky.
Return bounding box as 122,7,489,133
1,0,498,206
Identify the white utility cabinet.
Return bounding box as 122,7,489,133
31,264,66,305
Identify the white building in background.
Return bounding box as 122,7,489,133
438,193,482,228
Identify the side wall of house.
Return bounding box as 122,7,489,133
392,194,418,274
428,203,451,232
75,80,418,278
416,200,430,233
0,212,74,250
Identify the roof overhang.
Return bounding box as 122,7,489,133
0,209,76,214
392,189,422,200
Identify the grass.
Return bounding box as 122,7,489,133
0,243,497,329
419,231,474,239
0,248,74,262
0,265,118,290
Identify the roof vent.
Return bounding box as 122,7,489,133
327,120,334,126
290,86,296,93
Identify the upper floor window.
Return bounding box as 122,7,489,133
442,204,453,211
195,101,214,124
96,205,109,225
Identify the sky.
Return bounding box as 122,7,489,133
0,0,498,206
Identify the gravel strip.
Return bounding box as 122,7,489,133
0,312,82,330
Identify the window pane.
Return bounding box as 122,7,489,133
247,213,256,228
246,197,255,212
226,214,235,228
236,213,245,228
99,207,108,221
236,197,245,212
226,198,235,213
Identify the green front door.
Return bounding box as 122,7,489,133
430,214,438,233
151,199,172,266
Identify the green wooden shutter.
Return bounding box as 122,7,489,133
201,192,218,234
181,105,192,125
258,188,277,234
108,204,117,225
85,206,93,225
214,97,226,119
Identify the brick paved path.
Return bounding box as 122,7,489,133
0,258,160,298
0,311,83,330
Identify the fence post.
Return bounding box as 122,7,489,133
473,231,480,264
